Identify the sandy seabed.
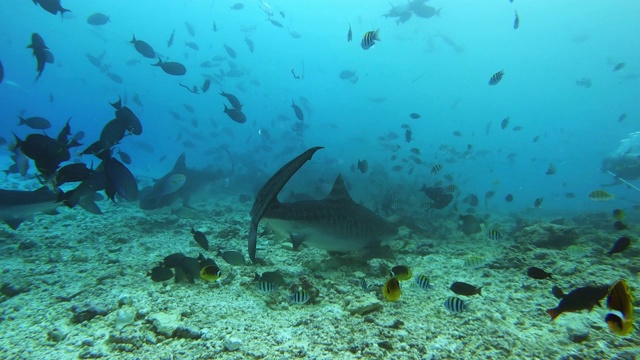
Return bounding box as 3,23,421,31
0,183,638,360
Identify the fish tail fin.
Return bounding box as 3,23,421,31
152,58,162,66
17,117,25,126
60,7,70,17
130,34,136,43
375,29,381,41
546,308,560,320
436,8,441,17
477,287,482,296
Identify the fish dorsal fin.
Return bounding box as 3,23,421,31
326,174,353,202
172,153,187,173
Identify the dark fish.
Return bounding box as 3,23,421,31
152,58,186,75
339,70,356,79
104,157,138,201
230,2,244,9
191,227,209,250
588,189,614,201
55,163,92,185
391,165,403,172
224,104,246,123
409,113,420,119
27,33,53,82
0,59,3,85
212,21,217,32
613,221,627,231
185,22,195,37
132,93,143,107
18,116,51,130
223,44,237,59
167,30,175,47
33,0,69,17
607,236,631,256
533,135,540,142
505,194,513,202
452,130,462,137
533,197,544,208
111,97,143,135
431,164,442,174
488,70,504,85
361,29,380,50
87,13,110,25
218,250,246,266
245,37,254,53
15,133,70,177
220,91,243,110
527,267,552,280
618,113,627,122
420,185,453,209
291,100,304,121
347,24,352,42
546,285,609,320
248,147,324,262
444,297,466,312
117,149,131,165
106,72,123,84
500,117,509,129
551,286,565,300
357,159,368,174
255,271,286,287
201,79,211,93
512,125,523,131
267,18,283,27
466,194,479,206
513,11,519,30
130,35,155,58
613,63,625,72
185,41,199,51
149,266,174,282
459,215,482,235
450,281,481,296
405,129,412,142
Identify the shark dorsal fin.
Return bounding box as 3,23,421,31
326,174,353,202
172,153,187,173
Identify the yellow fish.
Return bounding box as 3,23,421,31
588,189,614,201
383,277,401,301
390,265,412,281
605,279,635,336
199,265,221,282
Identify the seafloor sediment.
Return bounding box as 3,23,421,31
0,180,638,360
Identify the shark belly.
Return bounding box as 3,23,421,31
265,218,376,252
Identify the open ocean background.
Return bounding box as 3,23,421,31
1,0,639,215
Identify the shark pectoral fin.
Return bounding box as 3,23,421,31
289,232,305,250
5,218,26,230
79,196,103,215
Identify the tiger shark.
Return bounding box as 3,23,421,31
0,187,60,229
248,147,396,262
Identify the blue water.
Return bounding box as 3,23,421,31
1,0,639,215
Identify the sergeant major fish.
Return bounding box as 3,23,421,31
361,29,380,50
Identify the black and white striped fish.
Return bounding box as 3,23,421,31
415,274,432,291
488,70,504,85
257,280,276,294
444,296,466,312
289,290,310,305
361,29,380,50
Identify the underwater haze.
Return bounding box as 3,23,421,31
0,0,639,359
